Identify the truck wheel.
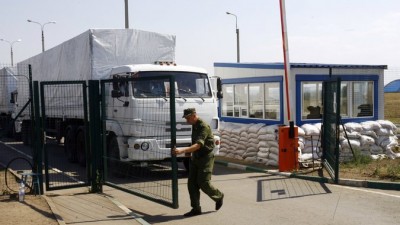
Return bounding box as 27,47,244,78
76,127,86,167
65,126,78,163
107,135,124,177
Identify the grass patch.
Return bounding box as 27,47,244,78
340,155,400,182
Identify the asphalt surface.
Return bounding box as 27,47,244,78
44,162,400,225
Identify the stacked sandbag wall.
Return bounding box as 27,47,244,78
219,120,399,167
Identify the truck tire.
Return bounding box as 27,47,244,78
76,127,86,167
65,125,78,163
107,135,124,177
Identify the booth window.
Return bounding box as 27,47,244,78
301,80,374,120
302,82,323,119
352,81,373,117
222,82,281,120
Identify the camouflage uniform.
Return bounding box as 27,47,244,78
188,118,224,212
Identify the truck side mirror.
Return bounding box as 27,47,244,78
10,92,17,103
111,90,123,98
216,77,223,99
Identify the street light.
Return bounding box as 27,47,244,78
226,11,240,63
27,19,56,52
0,38,22,66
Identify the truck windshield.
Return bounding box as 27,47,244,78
131,71,212,98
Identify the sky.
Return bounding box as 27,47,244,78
1,0,399,84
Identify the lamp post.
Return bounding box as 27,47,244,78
0,38,22,66
226,11,240,63
27,19,56,52
124,0,129,28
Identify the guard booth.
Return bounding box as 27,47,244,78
278,122,299,172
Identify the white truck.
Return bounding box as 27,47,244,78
0,67,18,135
16,29,221,168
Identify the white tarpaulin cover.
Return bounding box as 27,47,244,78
18,29,176,81
15,29,176,118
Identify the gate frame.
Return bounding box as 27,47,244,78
40,80,91,191
100,75,179,209
321,74,341,184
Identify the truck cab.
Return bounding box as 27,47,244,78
104,61,220,167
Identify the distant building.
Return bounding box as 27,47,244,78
214,62,387,126
384,79,400,93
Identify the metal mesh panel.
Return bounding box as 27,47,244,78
0,64,30,140
322,78,341,184
102,76,178,208
41,82,89,190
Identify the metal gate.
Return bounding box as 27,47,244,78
101,75,179,208
321,77,341,184
40,81,91,190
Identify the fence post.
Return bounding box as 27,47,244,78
88,80,102,193
32,80,43,194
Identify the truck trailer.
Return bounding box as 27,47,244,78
16,29,221,168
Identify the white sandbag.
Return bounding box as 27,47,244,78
377,136,397,147
376,128,394,136
243,151,257,158
266,160,278,167
297,126,305,136
258,141,269,148
304,139,321,147
360,121,382,131
248,142,259,149
360,135,375,146
244,156,257,162
248,133,259,139
239,132,249,138
256,157,269,164
267,141,279,148
313,123,322,131
248,123,266,134
218,152,227,157
360,130,378,139
369,144,383,154
234,155,244,160
298,136,305,143
245,146,258,152
257,125,278,135
258,147,270,153
269,147,279,155
298,141,305,149
301,124,320,136
226,153,235,158
268,152,279,161
299,152,320,161
371,154,387,160
377,120,397,131
341,131,361,139
235,150,246,155
340,139,361,149
257,151,269,159
344,122,363,132
303,146,320,154
258,134,277,141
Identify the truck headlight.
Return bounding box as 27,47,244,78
141,142,150,151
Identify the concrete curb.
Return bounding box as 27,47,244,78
42,195,66,225
215,160,400,191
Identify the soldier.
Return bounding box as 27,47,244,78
172,108,224,217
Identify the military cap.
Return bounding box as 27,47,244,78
182,108,196,118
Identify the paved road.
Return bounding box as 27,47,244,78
105,164,400,225
2,138,400,225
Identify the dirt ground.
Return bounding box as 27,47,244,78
0,156,399,225
0,167,58,225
